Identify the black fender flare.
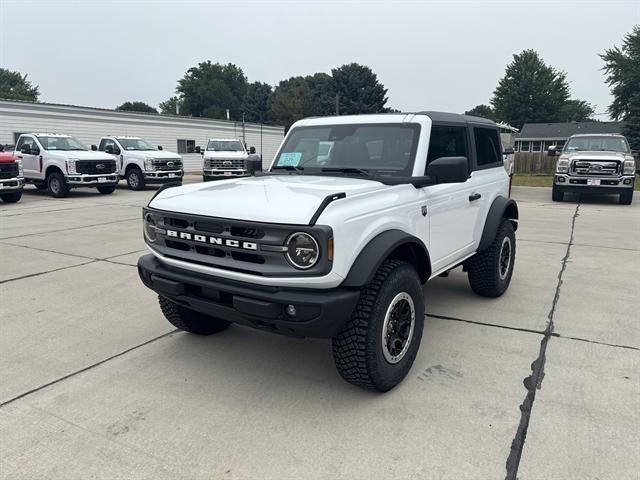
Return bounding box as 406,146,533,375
478,196,519,251
342,230,431,287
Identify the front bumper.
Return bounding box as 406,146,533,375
144,170,183,183
554,174,634,194
0,177,24,194
138,254,359,338
65,173,119,186
203,168,248,178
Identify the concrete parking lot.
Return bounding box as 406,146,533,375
1,179,638,480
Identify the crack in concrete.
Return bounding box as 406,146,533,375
0,260,98,285
0,330,177,409
505,203,580,480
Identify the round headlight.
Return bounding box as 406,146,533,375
285,232,319,269
144,213,157,242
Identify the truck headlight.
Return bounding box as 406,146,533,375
556,157,569,173
144,213,157,243
145,158,156,171
67,158,77,174
285,232,319,269
623,159,636,175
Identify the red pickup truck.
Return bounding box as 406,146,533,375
0,147,24,203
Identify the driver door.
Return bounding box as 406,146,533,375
16,136,40,177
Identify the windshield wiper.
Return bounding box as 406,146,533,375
272,165,304,174
321,167,371,176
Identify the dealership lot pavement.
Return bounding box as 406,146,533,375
1,180,638,480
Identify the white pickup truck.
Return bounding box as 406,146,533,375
138,112,518,391
202,138,249,180
96,136,183,190
15,133,119,198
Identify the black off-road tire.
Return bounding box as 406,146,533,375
552,184,564,202
467,219,516,298
332,259,425,392
619,190,633,205
126,168,146,191
47,171,69,198
97,185,116,194
0,191,22,203
158,295,230,335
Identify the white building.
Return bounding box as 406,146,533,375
0,99,285,172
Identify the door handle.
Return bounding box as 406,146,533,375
16,155,23,159
469,192,481,202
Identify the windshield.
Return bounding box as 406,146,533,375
207,140,245,152
118,138,155,151
37,136,87,151
564,136,630,153
272,124,420,177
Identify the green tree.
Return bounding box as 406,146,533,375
242,82,272,123
465,104,496,120
491,50,570,129
622,92,640,152
600,26,640,120
331,63,388,115
116,101,157,113
177,61,247,120
0,68,39,101
558,99,595,122
159,96,184,115
271,76,313,128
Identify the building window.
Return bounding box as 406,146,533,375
532,141,542,152
513,142,519,152
177,139,195,154
556,140,565,151
13,132,26,144
520,141,530,152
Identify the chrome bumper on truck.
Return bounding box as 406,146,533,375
554,174,635,194
203,168,248,178
0,177,24,193
137,254,359,338
144,170,183,183
65,173,119,186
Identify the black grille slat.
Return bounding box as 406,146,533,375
571,160,621,176
76,160,117,174
0,163,19,179
204,158,246,169
153,159,182,171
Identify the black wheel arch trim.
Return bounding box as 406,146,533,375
478,196,519,251
342,230,431,287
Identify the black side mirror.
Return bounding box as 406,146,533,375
249,146,256,154
427,156,469,184
503,147,514,156
246,154,262,175
547,146,557,156
195,146,201,154
20,145,31,154
91,144,97,151
157,145,163,151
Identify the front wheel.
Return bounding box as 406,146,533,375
467,219,516,297
0,191,22,203
97,185,116,194
47,172,69,198
158,295,230,335
619,190,633,205
126,168,146,190
332,259,425,392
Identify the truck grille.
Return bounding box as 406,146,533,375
571,160,621,176
153,158,182,171
76,160,117,175
0,162,19,179
204,158,246,169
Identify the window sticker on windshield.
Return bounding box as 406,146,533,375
279,152,302,166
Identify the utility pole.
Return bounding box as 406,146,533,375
226,109,230,121
242,112,246,146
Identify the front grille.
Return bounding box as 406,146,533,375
204,158,246,169
153,158,182,171
0,162,19,179
571,160,621,176
76,159,117,174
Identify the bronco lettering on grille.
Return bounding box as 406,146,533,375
165,229,257,250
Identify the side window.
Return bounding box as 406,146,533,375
100,139,116,152
474,127,502,167
426,126,468,172
98,139,107,151
177,139,195,154
17,136,35,152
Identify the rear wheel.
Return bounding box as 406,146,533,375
47,171,69,198
126,168,145,190
158,295,230,335
467,219,516,297
332,259,424,392
619,190,633,205
97,185,116,194
0,191,22,203
552,184,564,202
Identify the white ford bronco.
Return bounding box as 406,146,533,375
138,113,519,391
95,136,183,190
15,133,119,198
552,133,635,204
202,138,249,180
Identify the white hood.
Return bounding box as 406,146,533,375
48,150,114,162
203,151,247,160
149,175,389,224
